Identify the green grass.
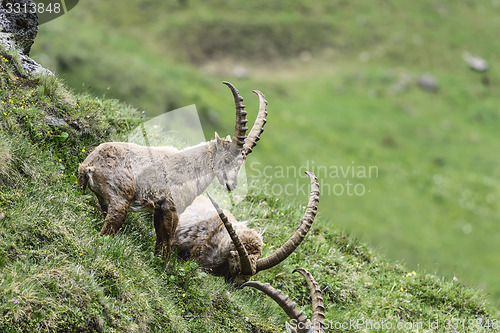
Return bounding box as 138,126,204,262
0,49,279,332
0,44,498,331
34,0,499,309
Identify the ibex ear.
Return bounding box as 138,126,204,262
215,132,224,147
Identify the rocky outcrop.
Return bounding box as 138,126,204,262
0,0,52,76
0,0,38,54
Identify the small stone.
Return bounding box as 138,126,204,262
463,52,488,72
299,50,312,62
417,73,439,93
233,65,249,79
45,115,69,127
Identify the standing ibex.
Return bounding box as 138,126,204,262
78,82,268,265
242,268,325,333
174,172,319,284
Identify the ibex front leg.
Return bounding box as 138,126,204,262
100,198,132,237
154,199,179,266
95,193,109,218
92,166,134,236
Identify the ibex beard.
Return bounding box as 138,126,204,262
78,82,267,267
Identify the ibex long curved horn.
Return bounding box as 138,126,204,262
223,81,248,154
207,192,255,276
243,90,267,155
242,268,325,333
241,281,309,326
293,268,325,332
256,171,320,273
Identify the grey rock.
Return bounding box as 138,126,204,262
233,65,249,79
0,0,53,76
20,53,53,76
463,52,488,72
299,50,312,62
417,73,439,93
45,115,69,127
0,0,38,55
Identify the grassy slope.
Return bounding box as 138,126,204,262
31,0,500,308
0,52,496,333
0,50,280,332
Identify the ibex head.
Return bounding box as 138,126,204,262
213,133,246,191
208,171,320,285
213,81,267,191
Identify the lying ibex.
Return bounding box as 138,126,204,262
78,82,268,265
242,268,325,333
174,172,319,284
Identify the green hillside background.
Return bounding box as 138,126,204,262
0,55,497,332
0,1,499,331
31,1,500,308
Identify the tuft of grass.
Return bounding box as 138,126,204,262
0,133,12,182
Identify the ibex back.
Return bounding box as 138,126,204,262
78,82,268,266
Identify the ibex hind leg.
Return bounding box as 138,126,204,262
100,199,131,237
153,200,179,268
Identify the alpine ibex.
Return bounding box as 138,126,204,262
242,268,325,333
174,172,319,284
78,82,268,265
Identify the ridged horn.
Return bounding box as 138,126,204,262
241,281,309,326
256,171,320,273
243,90,267,155
207,192,255,276
223,81,248,153
293,268,325,333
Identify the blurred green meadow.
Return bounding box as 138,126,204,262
32,0,500,308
